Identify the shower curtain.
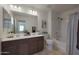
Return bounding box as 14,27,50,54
68,13,79,54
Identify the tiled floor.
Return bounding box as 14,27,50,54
34,48,65,55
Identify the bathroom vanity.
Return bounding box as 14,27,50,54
0,7,44,55
1,35,44,55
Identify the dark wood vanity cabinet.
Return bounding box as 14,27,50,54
1,40,19,55
28,37,44,54
17,39,29,55
1,36,44,55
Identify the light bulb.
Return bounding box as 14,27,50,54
18,6,21,10
14,6,17,9
9,5,13,8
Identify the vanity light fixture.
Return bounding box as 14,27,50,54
9,5,22,10
33,10,37,15
28,9,37,15
14,6,17,9
9,5,14,8
28,9,32,14
9,5,37,16
18,6,21,10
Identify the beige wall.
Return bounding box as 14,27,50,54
47,9,52,39
47,10,61,39
38,10,48,33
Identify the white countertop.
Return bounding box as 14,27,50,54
1,35,44,42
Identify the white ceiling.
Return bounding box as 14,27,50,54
16,4,79,13
48,4,79,12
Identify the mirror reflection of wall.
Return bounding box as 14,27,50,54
3,19,11,32
16,20,26,33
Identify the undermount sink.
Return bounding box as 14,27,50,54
7,36,14,38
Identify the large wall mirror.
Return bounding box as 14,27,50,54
3,7,38,34
12,11,38,34
3,8,14,34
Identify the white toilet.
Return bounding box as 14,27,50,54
45,39,53,51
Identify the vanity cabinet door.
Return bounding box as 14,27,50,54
17,39,29,55
28,36,44,54
2,39,29,55
1,40,18,55
28,38,38,54
37,37,44,51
